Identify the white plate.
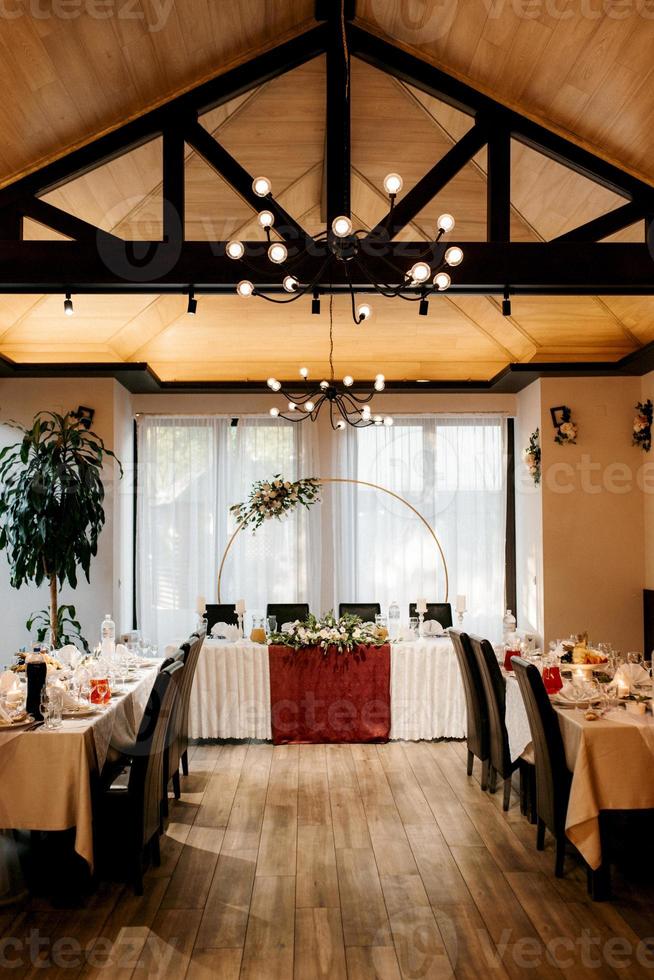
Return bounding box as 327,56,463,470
560,661,608,673
0,715,34,730
62,705,96,718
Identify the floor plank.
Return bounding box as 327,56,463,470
294,907,347,980
240,875,296,980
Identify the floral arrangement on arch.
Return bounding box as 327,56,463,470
551,405,578,446
230,475,322,532
632,399,653,453
523,428,541,485
268,611,387,654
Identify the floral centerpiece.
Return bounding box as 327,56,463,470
632,399,653,452
230,475,322,532
268,611,387,654
523,428,541,485
551,406,578,445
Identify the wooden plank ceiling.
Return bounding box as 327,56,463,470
0,2,653,382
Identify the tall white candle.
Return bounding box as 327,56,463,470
196,595,206,616
416,598,427,614
235,598,246,615
456,594,466,613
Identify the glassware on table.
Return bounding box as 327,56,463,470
90,676,110,705
250,616,267,644
408,616,419,637
375,614,389,641
626,651,643,665
41,685,64,729
267,616,277,634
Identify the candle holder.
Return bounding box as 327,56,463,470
418,612,425,637
237,614,244,638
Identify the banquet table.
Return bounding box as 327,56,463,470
166,636,466,742
504,676,654,870
0,663,159,869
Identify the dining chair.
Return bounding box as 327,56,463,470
266,603,309,625
339,603,381,622
449,629,490,790
469,635,534,812
176,628,206,778
511,657,574,878
409,602,453,629
204,603,238,631
94,667,178,894
162,658,187,810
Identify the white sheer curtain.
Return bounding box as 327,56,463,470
137,416,320,647
329,416,507,640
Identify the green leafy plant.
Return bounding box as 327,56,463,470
26,604,89,652
0,411,122,649
268,611,387,654
230,475,322,532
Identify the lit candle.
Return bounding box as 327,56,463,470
416,598,428,614
235,599,246,616
196,595,206,616
456,594,466,614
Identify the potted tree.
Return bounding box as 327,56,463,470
0,411,121,649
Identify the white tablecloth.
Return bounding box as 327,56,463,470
0,664,159,868
166,637,466,741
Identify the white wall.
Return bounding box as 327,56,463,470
0,379,132,659
514,380,543,640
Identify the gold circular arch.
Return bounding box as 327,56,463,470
217,477,449,603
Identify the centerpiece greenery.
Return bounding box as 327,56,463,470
230,475,321,531
268,611,387,654
0,411,121,649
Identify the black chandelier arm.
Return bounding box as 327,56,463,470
252,255,333,305
276,384,322,403
341,388,375,405
351,256,418,299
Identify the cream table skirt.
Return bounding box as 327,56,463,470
0,664,159,869
167,637,466,742
505,676,654,869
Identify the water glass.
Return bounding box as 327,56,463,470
627,651,643,665
409,616,418,636
267,616,277,634
41,686,64,729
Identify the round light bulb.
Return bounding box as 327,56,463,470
266,377,277,389
269,407,280,417
331,215,353,238
437,213,455,233
343,375,354,387
335,420,346,430
304,401,315,412
362,406,371,419
383,172,403,196
320,380,329,390
236,279,254,297
408,261,431,284
226,240,244,260
268,242,287,264
433,271,451,291
356,303,372,321
445,245,463,267
299,366,309,378
373,415,383,425
283,275,299,292
288,402,296,411
384,416,394,427
375,373,385,384
252,176,271,197
258,210,274,229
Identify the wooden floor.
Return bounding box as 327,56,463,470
4,740,654,979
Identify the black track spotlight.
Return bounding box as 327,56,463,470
502,286,511,317
311,288,321,315
419,295,429,317
64,292,73,316
187,288,197,316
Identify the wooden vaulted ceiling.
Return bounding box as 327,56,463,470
0,2,653,383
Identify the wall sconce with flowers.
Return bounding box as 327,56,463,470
524,428,541,485
551,405,577,445
632,399,653,452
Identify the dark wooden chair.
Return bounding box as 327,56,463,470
204,604,238,632
469,635,533,812
94,668,179,893
450,629,490,790
511,657,574,878
409,602,453,629
177,629,206,778
266,603,309,625
339,603,381,623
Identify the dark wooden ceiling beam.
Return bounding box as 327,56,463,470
322,0,352,225
552,202,646,243
487,130,511,241
0,240,652,293
21,197,122,245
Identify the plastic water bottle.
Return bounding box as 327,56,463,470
388,601,401,640
101,613,116,657
502,609,517,645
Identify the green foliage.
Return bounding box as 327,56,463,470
0,411,122,646
26,604,90,653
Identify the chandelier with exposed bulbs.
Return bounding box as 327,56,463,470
227,172,463,325
266,296,393,429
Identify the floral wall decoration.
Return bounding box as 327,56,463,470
550,405,578,445
230,476,321,531
523,428,541,485
632,399,653,453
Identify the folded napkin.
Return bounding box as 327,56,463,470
610,663,650,692
422,619,445,637
115,643,129,660
56,644,80,668
0,701,13,723
0,671,19,695
73,664,91,685
395,625,415,642
281,621,298,632
211,622,240,641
